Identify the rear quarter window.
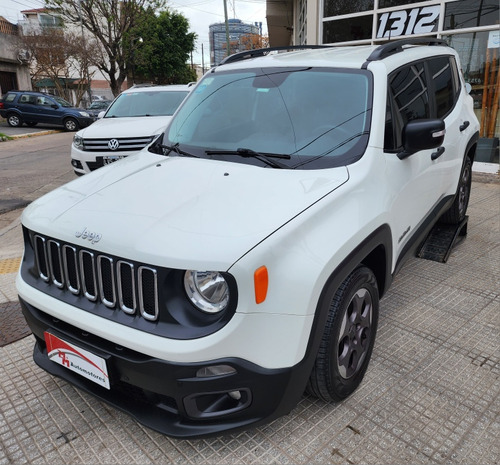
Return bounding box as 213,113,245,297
428,56,456,118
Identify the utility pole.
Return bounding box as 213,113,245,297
78,0,92,104
223,0,231,57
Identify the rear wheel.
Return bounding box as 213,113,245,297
440,157,472,224
7,113,22,127
307,266,379,402
63,117,79,131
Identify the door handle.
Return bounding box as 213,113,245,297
460,121,470,132
431,147,445,160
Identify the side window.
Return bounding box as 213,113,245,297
391,62,429,124
428,56,455,118
5,93,16,103
385,62,430,150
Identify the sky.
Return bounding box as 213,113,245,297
0,0,268,65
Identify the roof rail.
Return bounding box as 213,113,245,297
366,38,448,62
219,45,334,66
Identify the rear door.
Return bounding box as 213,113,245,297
17,93,38,122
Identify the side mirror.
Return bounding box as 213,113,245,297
98,111,105,119
398,119,445,160
51,104,59,109
465,82,472,94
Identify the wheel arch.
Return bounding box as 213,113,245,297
289,224,393,397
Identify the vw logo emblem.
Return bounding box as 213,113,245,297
108,139,120,151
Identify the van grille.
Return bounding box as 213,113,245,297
32,234,159,321
82,136,154,152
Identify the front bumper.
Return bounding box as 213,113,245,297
20,296,310,438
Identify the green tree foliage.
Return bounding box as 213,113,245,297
127,8,197,85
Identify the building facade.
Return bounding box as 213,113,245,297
0,16,32,96
266,0,499,165
209,18,262,66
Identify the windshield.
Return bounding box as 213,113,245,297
53,96,73,107
163,67,372,169
105,90,189,118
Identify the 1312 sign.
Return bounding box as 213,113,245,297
377,5,440,39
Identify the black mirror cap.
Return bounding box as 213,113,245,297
398,119,445,160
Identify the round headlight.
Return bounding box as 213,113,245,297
73,134,83,148
184,270,229,314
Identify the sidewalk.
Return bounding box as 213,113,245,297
0,172,499,464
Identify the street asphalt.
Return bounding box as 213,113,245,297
0,125,498,464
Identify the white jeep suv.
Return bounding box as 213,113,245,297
17,39,479,438
71,84,192,175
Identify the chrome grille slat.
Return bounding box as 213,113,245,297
47,240,64,288
34,235,50,282
138,266,159,321
31,234,159,322
80,250,98,301
97,256,116,308
62,245,80,294
117,261,137,314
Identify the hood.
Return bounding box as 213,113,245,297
76,116,172,138
22,152,349,270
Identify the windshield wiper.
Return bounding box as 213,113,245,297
160,142,200,158
205,148,290,169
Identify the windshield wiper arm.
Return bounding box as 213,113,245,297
205,147,290,169
160,143,200,158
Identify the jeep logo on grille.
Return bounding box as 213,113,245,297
75,227,102,244
108,139,120,150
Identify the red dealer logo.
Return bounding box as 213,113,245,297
44,332,110,389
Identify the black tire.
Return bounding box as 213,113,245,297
439,157,472,225
307,266,379,402
63,117,79,131
25,121,38,127
7,113,22,127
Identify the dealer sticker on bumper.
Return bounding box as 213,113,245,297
44,332,110,389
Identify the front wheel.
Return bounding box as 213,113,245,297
307,266,379,402
63,117,79,131
439,157,472,225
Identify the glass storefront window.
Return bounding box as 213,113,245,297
444,0,499,30
323,16,373,43
324,0,373,18
445,31,499,162
379,0,424,8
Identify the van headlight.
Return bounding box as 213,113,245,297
184,270,229,314
73,134,83,148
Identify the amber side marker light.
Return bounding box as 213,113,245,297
254,266,268,304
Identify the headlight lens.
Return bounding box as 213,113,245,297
184,270,229,314
73,134,83,148
79,111,90,117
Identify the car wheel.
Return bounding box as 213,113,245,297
63,118,79,131
7,113,22,127
439,157,472,225
25,121,38,127
307,266,379,402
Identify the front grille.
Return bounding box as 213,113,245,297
32,233,159,321
82,136,154,152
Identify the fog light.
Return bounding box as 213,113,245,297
196,364,236,378
228,390,241,400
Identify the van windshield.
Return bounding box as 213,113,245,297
105,90,189,117
163,67,372,169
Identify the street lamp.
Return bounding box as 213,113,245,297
131,37,143,86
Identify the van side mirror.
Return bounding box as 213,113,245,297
398,119,445,160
